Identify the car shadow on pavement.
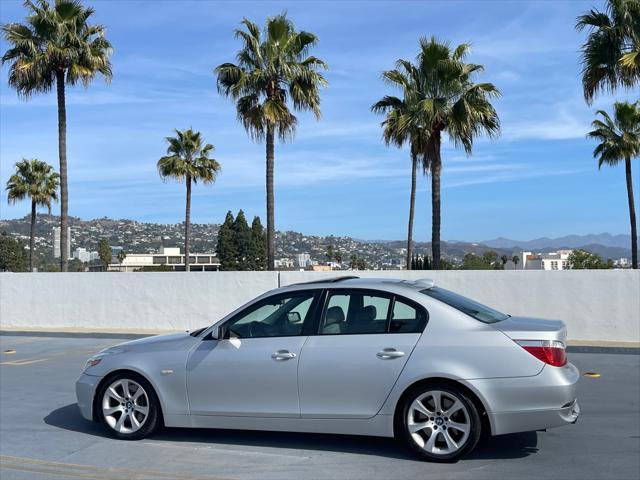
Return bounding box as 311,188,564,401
45,404,538,461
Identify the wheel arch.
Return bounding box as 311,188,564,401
92,368,165,426
392,376,493,437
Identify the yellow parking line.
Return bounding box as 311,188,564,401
0,358,49,366
0,348,98,366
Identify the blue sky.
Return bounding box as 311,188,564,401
0,0,638,241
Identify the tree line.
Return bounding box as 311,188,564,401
216,210,267,270
2,0,639,273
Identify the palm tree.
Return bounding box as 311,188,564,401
117,250,127,271
576,0,640,103
215,14,328,270
157,129,221,272
2,0,113,272
6,159,59,271
512,255,520,269
381,38,500,269
372,71,426,269
588,101,640,268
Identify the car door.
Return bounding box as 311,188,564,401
186,290,319,417
299,289,427,419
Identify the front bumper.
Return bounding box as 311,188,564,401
75,372,102,421
468,361,580,435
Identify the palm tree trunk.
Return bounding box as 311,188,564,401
406,152,417,270
431,133,442,270
184,173,191,272
56,69,69,272
266,124,275,271
29,200,36,272
625,157,638,269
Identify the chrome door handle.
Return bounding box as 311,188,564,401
377,348,405,359
271,350,297,360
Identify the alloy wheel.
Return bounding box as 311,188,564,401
406,390,471,455
101,378,150,434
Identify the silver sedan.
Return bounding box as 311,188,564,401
76,277,580,461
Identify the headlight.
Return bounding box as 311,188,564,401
83,347,124,371
85,357,102,369
83,352,111,371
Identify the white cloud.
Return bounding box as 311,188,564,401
443,167,590,189
503,109,588,141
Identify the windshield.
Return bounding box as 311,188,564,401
420,287,509,324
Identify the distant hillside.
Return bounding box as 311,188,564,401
482,233,631,250
538,244,630,260
0,214,632,269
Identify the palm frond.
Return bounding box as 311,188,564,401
588,101,640,168
214,13,327,143
158,129,221,183
374,37,501,166
577,0,639,102
5,158,59,212
2,0,112,98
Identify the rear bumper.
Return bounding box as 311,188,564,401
75,372,102,421
468,361,580,435
490,398,580,435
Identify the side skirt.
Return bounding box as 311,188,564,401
170,414,394,437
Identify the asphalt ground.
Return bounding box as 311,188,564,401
0,334,638,480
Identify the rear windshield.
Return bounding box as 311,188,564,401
420,287,509,324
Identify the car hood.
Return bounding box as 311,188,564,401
102,332,193,353
493,316,567,343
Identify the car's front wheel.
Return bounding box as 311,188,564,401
97,373,160,440
397,384,481,462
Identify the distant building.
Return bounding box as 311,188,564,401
53,227,70,259
306,264,331,272
101,247,220,272
614,257,631,268
73,247,92,263
296,253,311,268
522,250,572,270
275,258,295,269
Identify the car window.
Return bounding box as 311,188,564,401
226,292,317,338
421,287,508,324
320,291,391,335
391,298,427,333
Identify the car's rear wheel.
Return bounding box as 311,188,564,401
397,384,481,462
97,373,160,440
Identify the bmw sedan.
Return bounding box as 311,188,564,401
76,276,580,461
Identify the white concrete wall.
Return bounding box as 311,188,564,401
0,272,278,332
1,271,638,342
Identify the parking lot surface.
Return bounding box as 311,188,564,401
1,334,639,480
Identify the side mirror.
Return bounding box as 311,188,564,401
287,311,302,323
208,325,225,340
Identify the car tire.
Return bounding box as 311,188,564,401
397,383,481,462
97,372,160,440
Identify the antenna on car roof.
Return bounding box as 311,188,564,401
405,278,435,288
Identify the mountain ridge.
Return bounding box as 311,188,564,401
481,233,631,250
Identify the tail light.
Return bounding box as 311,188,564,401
517,340,567,367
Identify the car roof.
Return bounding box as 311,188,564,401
284,276,435,292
